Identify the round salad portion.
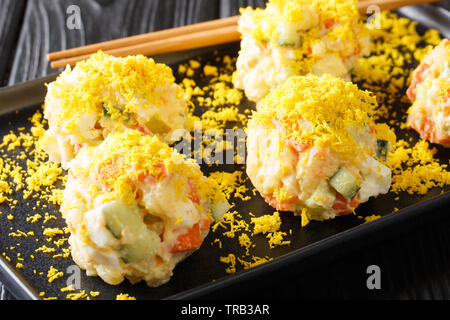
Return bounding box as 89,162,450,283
234,0,370,102
246,74,396,221
40,51,188,169
61,129,229,286
407,39,450,147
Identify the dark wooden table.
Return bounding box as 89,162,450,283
1,0,449,300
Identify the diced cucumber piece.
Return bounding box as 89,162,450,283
123,112,131,122
376,139,388,161
146,114,171,134
211,199,231,221
276,22,302,48
277,36,302,47
277,40,297,47
101,200,161,263
119,230,160,264
85,207,119,249
306,181,336,211
102,104,127,118
328,167,360,199
102,105,110,118
105,218,121,239
102,200,144,239
348,186,361,199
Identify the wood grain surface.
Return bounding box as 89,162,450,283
3,0,268,86
0,0,26,86
0,0,449,300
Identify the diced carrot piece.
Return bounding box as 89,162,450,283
199,216,212,231
187,179,200,205
411,117,450,146
353,43,361,55
98,157,120,179
136,163,166,184
407,62,430,101
437,137,450,146
410,117,434,141
152,162,166,180
324,19,335,29
74,143,83,154
256,41,266,51
350,196,359,208
288,140,309,153
170,223,202,253
137,171,155,184
132,123,154,136
333,193,359,216
264,194,297,212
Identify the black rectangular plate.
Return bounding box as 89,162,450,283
0,6,449,300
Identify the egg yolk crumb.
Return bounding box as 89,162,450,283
116,293,136,300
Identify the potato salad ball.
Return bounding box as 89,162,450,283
246,74,396,221
234,0,370,102
406,39,450,147
40,51,188,169
61,129,229,286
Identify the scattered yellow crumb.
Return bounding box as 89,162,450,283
116,293,136,300
386,140,450,194
47,266,64,283
203,65,218,76
66,290,88,300
300,208,310,227
26,213,42,223
219,253,237,274
251,212,290,248
43,227,64,238
237,256,272,270
212,210,250,238
251,211,281,235
90,291,100,297
35,245,56,254
238,233,253,255
60,285,76,292
364,215,381,223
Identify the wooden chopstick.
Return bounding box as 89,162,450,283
48,0,442,69
47,15,239,62
357,0,441,12
50,25,240,69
